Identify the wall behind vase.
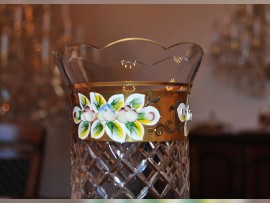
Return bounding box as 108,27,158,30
39,4,267,197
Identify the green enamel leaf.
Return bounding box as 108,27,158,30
126,94,145,111
126,122,140,135
137,112,145,120
94,122,104,135
91,120,105,139
107,121,121,135
90,92,106,112
79,93,90,109
129,98,143,110
108,94,124,111
137,112,152,125
78,121,90,139
106,121,126,143
126,121,144,141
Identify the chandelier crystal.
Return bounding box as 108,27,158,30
210,4,270,97
0,5,76,126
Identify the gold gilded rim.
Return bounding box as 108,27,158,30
72,81,191,88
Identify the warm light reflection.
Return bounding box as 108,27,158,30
165,78,175,91
1,102,10,112
122,81,136,92
121,59,136,69
174,56,183,64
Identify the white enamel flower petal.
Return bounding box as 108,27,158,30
98,103,116,121
83,110,96,122
81,112,86,121
91,120,106,139
78,121,90,140
98,111,106,121
125,110,138,122
117,109,127,123
73,106,82,124
90,92,106,113
137,106,161,126
103,110,116,121
126,121,145,141
105,120,126,143
186,106,192,121
125,93,145,111
124,105,131,111
78,93,90,110
177,103,186,122
108,94,124,112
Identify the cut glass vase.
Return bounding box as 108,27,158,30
53,38,204,199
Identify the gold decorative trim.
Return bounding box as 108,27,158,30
70,88,189,142
73,81,191,88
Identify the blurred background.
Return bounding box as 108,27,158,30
1,4,270,198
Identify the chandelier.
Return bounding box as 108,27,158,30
0,5,75,126
210,4,270,97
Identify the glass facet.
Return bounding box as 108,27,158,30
53,38,204,199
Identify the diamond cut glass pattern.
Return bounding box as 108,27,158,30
71,139,190,198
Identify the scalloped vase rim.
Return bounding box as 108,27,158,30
54,37,204,53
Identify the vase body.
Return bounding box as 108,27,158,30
53,38,204,199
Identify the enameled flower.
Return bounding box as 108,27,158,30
90,92,126,143
177,97,192,137
117,93,161,141
73,92,161,143
73,93,96,139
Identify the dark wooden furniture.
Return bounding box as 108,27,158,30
0,123,46,198
190,131,270,198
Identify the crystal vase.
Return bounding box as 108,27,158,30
52,38,204,199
